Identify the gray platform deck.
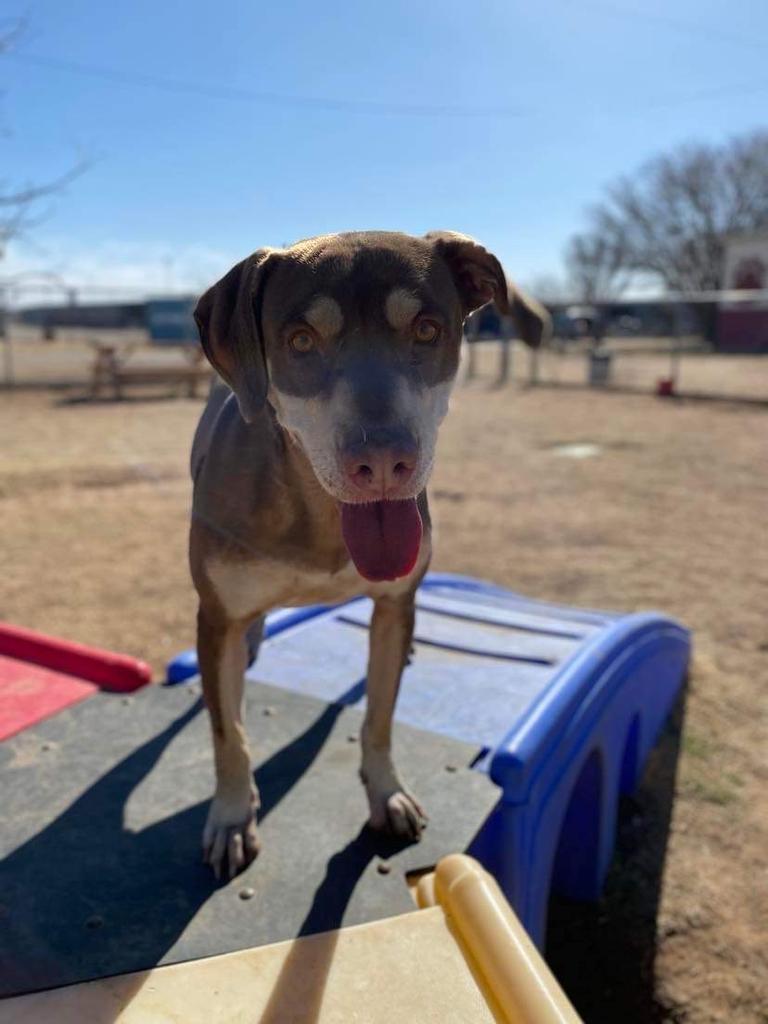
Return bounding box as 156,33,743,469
0,678,498,997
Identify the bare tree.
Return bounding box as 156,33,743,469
568,131,768,305
565,230,630,303
0,21,87,260
522,272,570,304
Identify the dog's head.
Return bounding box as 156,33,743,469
195,230,547,580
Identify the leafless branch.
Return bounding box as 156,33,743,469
0,17,89,257
568,130,768,301
0,158,89,207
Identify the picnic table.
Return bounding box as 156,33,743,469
89,340,212,399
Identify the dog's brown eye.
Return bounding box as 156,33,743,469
289,330,315,354
414,318,440,344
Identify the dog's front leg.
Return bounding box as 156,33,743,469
197,605,261,879
361,593,427,839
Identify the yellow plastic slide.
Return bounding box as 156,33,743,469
1,855,581,1024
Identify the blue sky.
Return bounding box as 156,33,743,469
2,0,767,299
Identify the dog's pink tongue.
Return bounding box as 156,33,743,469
341,499,422,582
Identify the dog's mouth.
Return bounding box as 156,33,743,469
340,499,422,582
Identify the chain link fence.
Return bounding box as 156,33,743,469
2,290,767,403
463,292,768,403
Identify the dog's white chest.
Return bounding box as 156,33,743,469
207,557,366,619
206,539,430,620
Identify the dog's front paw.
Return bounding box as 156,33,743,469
202,788,260,880
369,788,428,840
361,761,427,840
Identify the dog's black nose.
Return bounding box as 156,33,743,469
342,428,417,499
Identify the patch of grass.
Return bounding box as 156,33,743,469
682,729,717,761
680,729,742,806
723,770,746,789
684,778,740,806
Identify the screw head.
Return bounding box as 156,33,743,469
239,887,256,901
377,861,391,875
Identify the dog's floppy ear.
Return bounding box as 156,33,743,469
194,248,279,422
426,230,550,348
425,230,511,317
506,282,552,350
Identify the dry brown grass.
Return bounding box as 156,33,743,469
1,368,767,1022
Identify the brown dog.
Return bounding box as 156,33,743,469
189,230,548,878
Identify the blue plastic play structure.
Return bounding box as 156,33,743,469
167,573,689,947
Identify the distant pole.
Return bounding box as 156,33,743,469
669,303,682,389
0,286,12,388
463,315,479,383
1,338,11,388
529,344,540,386
496,332,512,387
465,337,478,381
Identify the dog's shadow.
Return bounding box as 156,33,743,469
0,680,404,1014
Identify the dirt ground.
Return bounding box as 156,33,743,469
1,355,767,1022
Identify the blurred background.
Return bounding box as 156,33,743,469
1,4,766,1022
2,2,768,393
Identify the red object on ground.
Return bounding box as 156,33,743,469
0,622,152,694
0,654,97,741
656,378,676,397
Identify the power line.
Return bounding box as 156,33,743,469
632,79,768,111
7,48,768,126
583,1,767,52
6,51,531,120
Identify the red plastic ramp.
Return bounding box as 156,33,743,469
0,655,96,742
0,623,152,742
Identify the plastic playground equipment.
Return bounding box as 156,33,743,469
0,621,151,741
171,571,691,946
1,855,581,1023
0,573,689,1021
